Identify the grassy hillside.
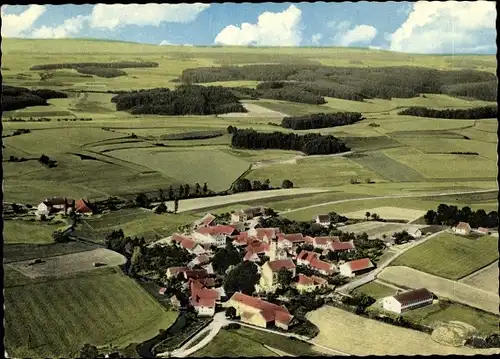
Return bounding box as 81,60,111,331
4,267,177,358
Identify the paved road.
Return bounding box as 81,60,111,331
279,189,496,215
336,229,447,293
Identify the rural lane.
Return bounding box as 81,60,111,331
336,229,447,293
280,189,497,215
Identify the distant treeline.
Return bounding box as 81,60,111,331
111,85,247,115
2,129,31,138
162,130,224,141
30,61,159,70
230,84,326,105
180,65,496,101
424,204,498,228
4,117,92,122
228,127,349,155
2,85,68,111
398,106,497,119
74,67,128,78
281,112,365,130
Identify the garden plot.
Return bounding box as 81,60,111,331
307,306,499,356
378,266,499,315
343,207,426,222
8,248,127,278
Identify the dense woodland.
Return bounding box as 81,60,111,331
281,112,365,130
74,67,128,78
111,85,247,115
398,106,497,119
180,65,496,101
30,61,159,70
2,85,67,111
230,128,349,155
424,204,498,228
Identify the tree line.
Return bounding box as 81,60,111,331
179,65,496,101
398,106,497,119
30,61,159,70
281,112,365,130
2,85,68,111
74,67,128,78
230,178,293,193
424,204,498,228
111,85,247,115
229,127,350,155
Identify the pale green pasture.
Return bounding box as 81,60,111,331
221,148,303,162
380,117,476,132
474,120,498,133
454,128,498,143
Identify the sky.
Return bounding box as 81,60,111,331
1,1,496,54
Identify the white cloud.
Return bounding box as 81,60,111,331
1,4,46,37
327,20,351,32
311,33,322,45
389,0,496,53
338,24,378,46
31,15,88,39
368,45,382,50
89,4,210,30
214,5,303,46
159,40,173,45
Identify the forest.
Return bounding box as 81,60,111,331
424,204,498,228
73,67,128,78
30,61,159,70
2,85,68,111
398,106,497,119
281,112,365,130
227,85,325,105
111,85,246,115
180,65,496,101
229,127,350,155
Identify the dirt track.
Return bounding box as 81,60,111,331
219,103,288,118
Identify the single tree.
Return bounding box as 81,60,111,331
155,202,168,214
276,268,294,289
135,193,150,208
365,212,371,220
225,306,237,319
371,213,379,221
203,182,208,195
178,185,185,198
129,246,143,275
167,185,174,200
183,184,190,198
159,188,166,202
80,344,99,359
194,182,201,196
174,197,179,214
281,179,294,189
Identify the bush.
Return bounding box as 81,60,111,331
225,323,241,330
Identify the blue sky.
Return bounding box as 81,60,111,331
1,2,496,54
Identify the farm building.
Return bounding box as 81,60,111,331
188,254,211,269
158,287,167,296
452,222,472,235
382,288,434,314
37,197,74,215
171,233,206,254
74,198,98,215
196,213,216,228
315,214,331,227
407,227,422,239
193,225,237,247
231,207,266,223
295,274,327,293
476,227,491,235
339,258,375,277
166,266,189,279
330,240,356,252
190,279,221,317
258,259,296,292
296,250,319,266
247,227,281,242
227,292,294,330
277,233,305,250
296,250,335,275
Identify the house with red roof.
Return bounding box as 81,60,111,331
339,258,375,277
247,227,280,242
382,288,434,314
166,266,189,279
296,250,319,266
330,240,355,252
183,269,209,280
193,225,238,247
315,214,331,228
172,234,206,255
231,207,266,223
75,198,98,215
37,197,75,215
195,213,216,228
188,254,211,269
310,258,336,276
452,222,472,235
277,233,305,250
190,279,221,317
258,259,296,292
295,274,327,293
227,292,294,330
476,227,491,235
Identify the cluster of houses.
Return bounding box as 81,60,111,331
36,197,98,218
158,207,376,330
452,221,492,236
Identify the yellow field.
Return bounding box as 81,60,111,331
307,306,499,355
460,261,499,294
343,206,426,221
378,266,498,315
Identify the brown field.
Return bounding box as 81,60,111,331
7,248,127,278
307,306,500,356
460,261,499,294
378,266,498,315
340,221,427,239
343,206,427,222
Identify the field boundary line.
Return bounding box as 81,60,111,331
457,259,499,282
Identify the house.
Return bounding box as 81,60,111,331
477,227,490,235
330,240,355,252
259,259,296,291
37,197,74,215
166,266,189,279
74,198,97,215
277,233,305,250
382,288,434,314
247,227,280,242
339,258,375,277
231,207,266,223
295,274,327,293
312,236,336,251
188,254,211,269
296,250,319,266
202,263,214,275
190,279,221,317
193,225,237,247
452,222,472,235
407,227,422,239
170,294,182,308
310,258,336,276
315,214,331,227
227,292,294,330
184,269,209,280
158,287,167,296
243,251,260,262
196,213,216,228
245,241,270,257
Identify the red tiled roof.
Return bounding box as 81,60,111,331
313,237,330,245
184,269,209,279
196,225,236,236
477,227,489,233
254,228,280,240
297,250,318,263
181,238,197,250
230,292,292,324
282,233,304,243
201,213,216,226
304,236,314,244
456,222,471,230
266,259,296,272
172,233,192,243
199,277,216,287
191,296,216,308
159,287,167,295
346,258,374,272
330,241,355,251
75,199,96,213
311,276,327,285
194,254,210,265
246,241,269,254
310,258,333,273
243,251,259,261
297,274,314,286
167,266,189,275
393,288,433,306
